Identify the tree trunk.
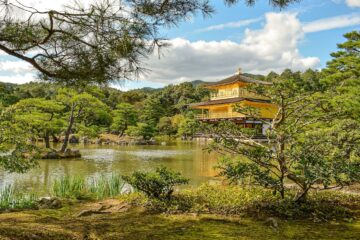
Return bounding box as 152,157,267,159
44,132,50,149
60,103,76,153
295,187,310,203
118,124,127,138
52,134,60,143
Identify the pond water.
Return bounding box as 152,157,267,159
0,142,220,194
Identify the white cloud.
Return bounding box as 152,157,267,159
346,0,360,7
196,17,262,32
141,12,320,84
303,13,360,33
0,73,36,84
5,0,90,12
0,61,33,74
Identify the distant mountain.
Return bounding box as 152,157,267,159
190,80,209,87
189,73,266,87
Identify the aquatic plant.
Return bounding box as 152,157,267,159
52,174,125,200
0,185,37,210
52,176,86,199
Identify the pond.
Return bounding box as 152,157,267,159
0,142,220,194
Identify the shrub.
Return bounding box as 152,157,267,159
122,167,189,200
149,184,360,221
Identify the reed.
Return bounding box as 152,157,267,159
52,174,125,200
52,176,86,199
0,185,37,210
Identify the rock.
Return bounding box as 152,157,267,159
95,138,103,145
41,150,60,159
63,149,81,158
265,217,278,229
38,197,62,209
69,135,79,144
41,149,81,159
117,140,129,145
77,200,130,217
161,141,167,146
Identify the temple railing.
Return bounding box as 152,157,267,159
196,112,245,119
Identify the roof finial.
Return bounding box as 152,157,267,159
236,67,242,75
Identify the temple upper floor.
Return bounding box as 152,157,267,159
206,73,271,101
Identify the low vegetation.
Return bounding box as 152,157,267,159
148,184,360,221
0,185,37,210
52,174,125,200
122,167,189,200
0,183,359,239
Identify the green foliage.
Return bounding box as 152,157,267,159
322,31,360,120
122,167,189,200
52,176,86,199
224,0,300,8
0,106,40,173
87,174,125,200
157,117,177,137
0,185,38,210
205,33,360,202
146,184,359,221
140,83,209,127
111,103,138,136
178,112,201,139
0,0,216,85
52,174,124,200
126,123,156,140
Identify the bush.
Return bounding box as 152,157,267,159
122,167,189,200
149,184,360,221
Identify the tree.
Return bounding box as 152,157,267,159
0,0,214,85
178,112,200,139
10,98,65,148
56,88,107,152
322,31,360,121
207,67,360,202
224,0,300,8
157,116,177,137
126,123,155,140
0,105,39,173
0,82,19,107
111,103,138,137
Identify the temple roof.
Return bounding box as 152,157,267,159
189,97,271,107
206,74,271,88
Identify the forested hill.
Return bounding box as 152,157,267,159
0,80,211,140
0,71,271,139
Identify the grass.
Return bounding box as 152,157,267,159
52,174,125,200
0,185,38,210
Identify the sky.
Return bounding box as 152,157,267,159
0,0,359,90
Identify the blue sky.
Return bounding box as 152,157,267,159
0,0,359,90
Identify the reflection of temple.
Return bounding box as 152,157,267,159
190,71,278,135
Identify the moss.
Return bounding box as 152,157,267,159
0,203,359,240
0,186,360,239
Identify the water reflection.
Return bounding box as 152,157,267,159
0,143,220,194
